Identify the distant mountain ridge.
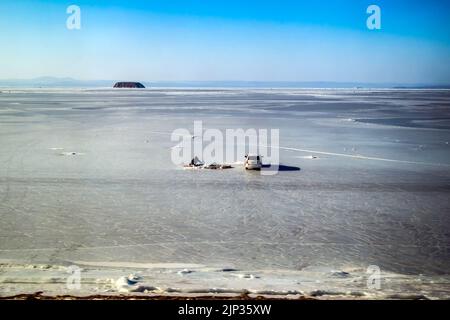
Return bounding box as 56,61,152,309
0,77,113,88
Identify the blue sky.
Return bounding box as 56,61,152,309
0,0,449,83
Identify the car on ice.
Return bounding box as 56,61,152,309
244,154,262,170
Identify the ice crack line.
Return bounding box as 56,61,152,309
270,145,450,167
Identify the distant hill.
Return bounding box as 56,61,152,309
113,82,145,88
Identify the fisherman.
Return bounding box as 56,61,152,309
190,156,203,167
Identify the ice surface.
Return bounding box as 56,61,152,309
0,88,450,298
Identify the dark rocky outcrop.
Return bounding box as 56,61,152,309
113,82,145,88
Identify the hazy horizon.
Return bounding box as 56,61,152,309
1,0,450,84
1,76,449,89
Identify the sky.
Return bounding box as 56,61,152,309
0,0,449,84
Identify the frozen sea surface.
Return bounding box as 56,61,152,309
0,88,449,298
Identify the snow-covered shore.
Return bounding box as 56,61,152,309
1,261,449,300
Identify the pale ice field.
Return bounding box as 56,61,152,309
0,88,449,298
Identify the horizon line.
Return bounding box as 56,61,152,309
1,77,450,87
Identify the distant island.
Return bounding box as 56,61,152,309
113,82,145,88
